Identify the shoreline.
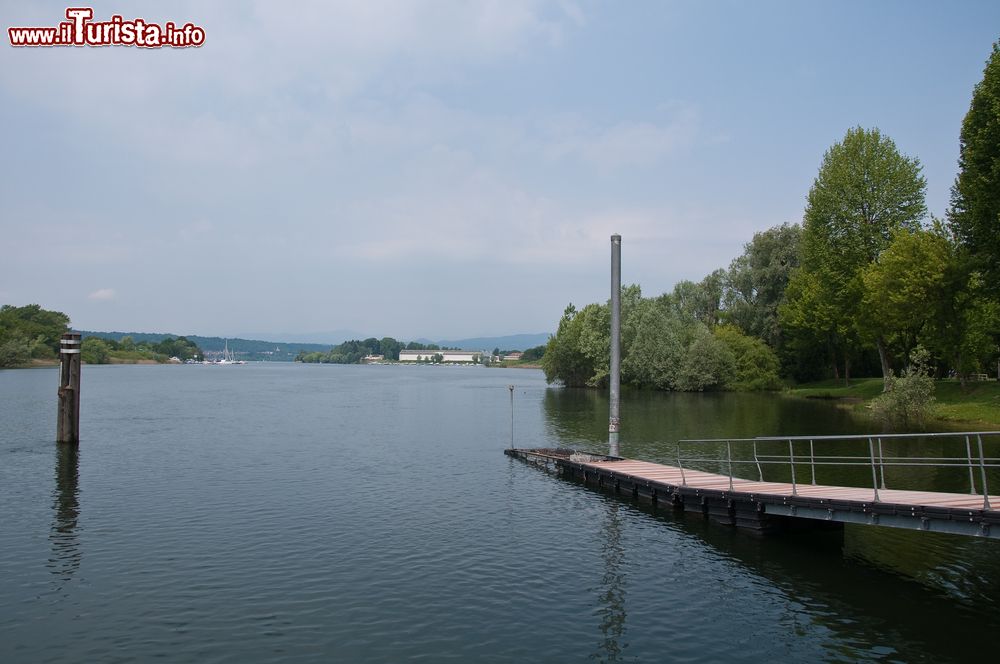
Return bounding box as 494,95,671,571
786,378,1000,428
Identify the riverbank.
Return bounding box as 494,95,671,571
4,357,173,369
787,378,1000,427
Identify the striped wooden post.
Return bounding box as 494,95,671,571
57,332,82,444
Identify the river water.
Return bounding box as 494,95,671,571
2,364,998,662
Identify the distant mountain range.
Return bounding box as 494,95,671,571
245,330,552,350
239,329,366,345
75,330,551,361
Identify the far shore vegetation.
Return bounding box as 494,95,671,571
294,338,547,367
0,304,203,367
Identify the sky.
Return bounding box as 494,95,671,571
2,1,999,342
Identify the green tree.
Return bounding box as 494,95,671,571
0,334,33,367
926,267,1000,385
542,303,605,387
81,337,111,364
0,304,70,358
621,298,684,389
787,126,927,388
859,223,1000,386
725,223,801,348
780,266,847,381
380,337,402,361
520,345,546,362
713,325,782,390
666,270,726,328
151,336,201,361
861,228,951,362
675,324,735,391
949,41,1000,293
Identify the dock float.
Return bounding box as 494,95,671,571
505,447,1000,539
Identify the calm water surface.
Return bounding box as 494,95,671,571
2,364,998,662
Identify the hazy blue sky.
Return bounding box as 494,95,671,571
3,1,999,341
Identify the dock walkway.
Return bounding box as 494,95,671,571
506,447,1000,539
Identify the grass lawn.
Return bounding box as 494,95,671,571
787,378,1000,428
785,378,885,401
931,380,1000,426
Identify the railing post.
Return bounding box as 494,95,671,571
677,443,687,487
976,434,992,510
877,437,887,490
727,440,733,491
809,439,816,485
868,437,880,502
966,435,977,494
753,440,763,481
788,439,797,496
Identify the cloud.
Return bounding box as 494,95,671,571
0,1,749,336
542,106,701,169
88,288,117,301
1,1,584,108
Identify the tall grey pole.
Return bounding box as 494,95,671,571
609,234,621,457
508,384,515,449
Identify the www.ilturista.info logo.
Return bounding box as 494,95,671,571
8,7,205,48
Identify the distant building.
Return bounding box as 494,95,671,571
362,354,384,363
502,352,523,362
398,350,481,363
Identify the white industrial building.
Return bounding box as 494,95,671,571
398,350,481,363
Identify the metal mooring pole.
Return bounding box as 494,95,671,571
57,332,82,444
609,234,621,457
508,384,515,449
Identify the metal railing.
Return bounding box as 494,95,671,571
675,432,1000,510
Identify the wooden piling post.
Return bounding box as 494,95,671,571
57,332,82,444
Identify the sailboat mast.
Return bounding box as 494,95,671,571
609,234,621,457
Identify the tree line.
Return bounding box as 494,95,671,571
0,305,205,366
543,41,1000,392
0,304,70,367
80,335,202,364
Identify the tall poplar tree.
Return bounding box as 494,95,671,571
949,40,1000,293
789,127,926,388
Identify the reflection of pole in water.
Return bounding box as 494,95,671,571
594,501,627,663
49,443,81,581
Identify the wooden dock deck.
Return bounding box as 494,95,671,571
506,447,1000,539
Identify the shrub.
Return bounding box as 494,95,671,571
0,335,32,367
870,346,936,426
713,325,783,390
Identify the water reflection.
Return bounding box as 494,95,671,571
542,388,873,459
543,387,998,493
566,473,1000,662
592,501,627,663
49,443,81,582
